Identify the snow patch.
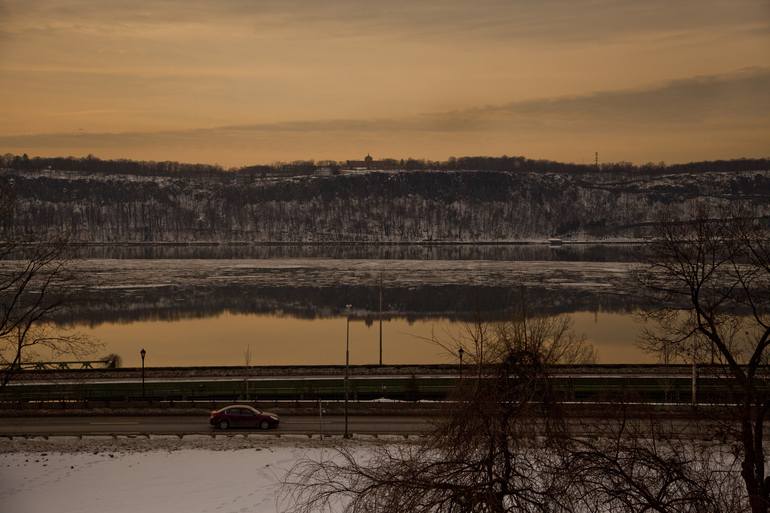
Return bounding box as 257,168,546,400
0,437,383,513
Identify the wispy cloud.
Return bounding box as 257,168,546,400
0,0,767,163
3,0,768,42
2,69,768,165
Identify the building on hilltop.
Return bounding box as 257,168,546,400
345,154,399,170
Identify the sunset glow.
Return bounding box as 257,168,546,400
1,0,768,165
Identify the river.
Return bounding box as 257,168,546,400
24,243,660,366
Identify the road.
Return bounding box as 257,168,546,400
0,412,745,441
0,415,437,437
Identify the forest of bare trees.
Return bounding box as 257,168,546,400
2,160,769,242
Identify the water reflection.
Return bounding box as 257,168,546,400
50,256,646,326
72,311,654,367
61,283,642,326
7,243,664,366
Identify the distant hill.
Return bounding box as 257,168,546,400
2,153,769,177
1,156,769,242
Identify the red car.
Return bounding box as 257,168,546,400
209,405,280,430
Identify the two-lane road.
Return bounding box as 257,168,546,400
0,415,437,437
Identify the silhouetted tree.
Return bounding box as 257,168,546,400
0,186,95,387
282,314,594,513
639,207,770,512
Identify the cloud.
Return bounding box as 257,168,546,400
469,67,770,128
2,0,767,138
1,68,768,165
167,67,770,132
2,0,768,43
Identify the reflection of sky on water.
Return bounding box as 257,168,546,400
69,311,654,367
45,256,648,327
22,245,664,365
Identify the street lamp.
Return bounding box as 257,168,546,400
140,348,146,398
458,347,464,379
344,304,352,439
378,273,383,367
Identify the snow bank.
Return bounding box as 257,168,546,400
0,437,380,513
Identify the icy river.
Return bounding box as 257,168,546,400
28,244,661,366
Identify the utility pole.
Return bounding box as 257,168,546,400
140,348,146,399
319,399,324,440
344,304,352,438
692,337,698,407
244,345,251,400
595,151,599,169
379,273,383,366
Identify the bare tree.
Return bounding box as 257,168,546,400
282,313,594,513
639,207,770,512
569,414,746,513
282,307,754,512
0,184,95,387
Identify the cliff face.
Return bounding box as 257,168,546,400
2,168,769,242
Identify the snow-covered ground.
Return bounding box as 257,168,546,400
0,436,371,513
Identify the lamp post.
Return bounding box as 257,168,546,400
344,304,352,439
140,348,146,398
378,273,383,367
458,347,464,379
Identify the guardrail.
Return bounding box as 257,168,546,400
0,432,425,441
0,373,756,408
12,359,118,370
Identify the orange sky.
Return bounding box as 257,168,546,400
0,0,769,166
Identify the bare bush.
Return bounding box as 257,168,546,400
571,416,746,513
282,313,593,513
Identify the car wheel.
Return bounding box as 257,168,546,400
218,420,230,430
259,420,270,430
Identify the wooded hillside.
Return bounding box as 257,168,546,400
2,164,769,242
